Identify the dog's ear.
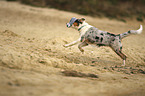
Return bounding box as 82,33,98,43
79,18,85,24
81,18,85,21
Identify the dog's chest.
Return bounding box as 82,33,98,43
81,27,113,46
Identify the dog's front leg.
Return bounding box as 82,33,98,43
64,38,81,47
78,42,88,53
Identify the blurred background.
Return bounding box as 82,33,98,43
7,0,145,22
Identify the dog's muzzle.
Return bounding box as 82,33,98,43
66,23,71,28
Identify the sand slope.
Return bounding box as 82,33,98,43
0,1,145,96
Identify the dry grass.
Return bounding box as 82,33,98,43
0,1,145,96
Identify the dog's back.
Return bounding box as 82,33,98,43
80,27,116,47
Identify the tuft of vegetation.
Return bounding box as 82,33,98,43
17,0,145,20
137,16,144,22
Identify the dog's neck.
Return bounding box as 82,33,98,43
78,21,93,36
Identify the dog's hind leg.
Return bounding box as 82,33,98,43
110,39,127,66
114,51,127,66
78,42,88,53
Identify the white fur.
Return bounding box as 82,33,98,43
78,21,93,36
122,60,126,66
136,25,143,34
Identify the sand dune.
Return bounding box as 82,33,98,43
0,1,145,96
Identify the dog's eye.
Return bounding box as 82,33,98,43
75,19,82,24
74,19,82,26
75,19,79,23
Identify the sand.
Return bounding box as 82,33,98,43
0,1,145,96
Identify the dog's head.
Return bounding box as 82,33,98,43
66,17,85,28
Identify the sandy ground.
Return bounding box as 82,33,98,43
0,1,145,96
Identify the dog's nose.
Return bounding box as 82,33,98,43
66,23,71,28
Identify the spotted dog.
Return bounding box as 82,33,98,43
64,17,143,66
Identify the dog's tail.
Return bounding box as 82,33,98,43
119,25,143,39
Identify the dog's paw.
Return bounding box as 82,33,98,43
80,49,84,54
63,45,69,48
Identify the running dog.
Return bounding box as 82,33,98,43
64,17,143,66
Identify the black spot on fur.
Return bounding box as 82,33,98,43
118,35,121,39
107,32,110,35
87,35,90,38
116,34,120,36
112,38,115,41
120,46,122,50
95,36,99,39
97,44,106,47
110,34,116,36
107,32,116,36
128,31,131,33
101,37,103,42
81,37,84,42
100,33,103,36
